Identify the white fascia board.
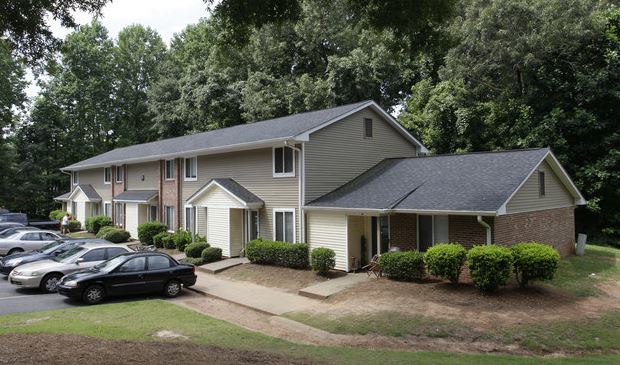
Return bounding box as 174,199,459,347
186,180,263,209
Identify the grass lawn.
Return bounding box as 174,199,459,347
67,231,96,239
0,300,617,365
548,244,620,296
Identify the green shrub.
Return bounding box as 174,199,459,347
310,247,336,275
97,227,130,243
467,245,514,293
173,229,192,252
85,215,113,234
185,242,210,258
424,243,467,283
245,238,309,269
153,232,173,248
137,221,167,245
96,226,116,238
162,234,176,249
379,251,425,281
182,257,205,266
194,234,207,243
511,242,560,287
201,247,222,263
67,220,82,232
49,210,67,221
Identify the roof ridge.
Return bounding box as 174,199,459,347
384,147,549,161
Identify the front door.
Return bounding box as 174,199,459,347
246,210,259,242
418,215,433,252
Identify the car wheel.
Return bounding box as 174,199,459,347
82,285,105,305
7,248,23,256
40,273,62,293
163,280,182,298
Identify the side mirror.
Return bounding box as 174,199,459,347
75,257,85,265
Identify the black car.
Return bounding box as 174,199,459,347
57,252,197,304
0,238,109,275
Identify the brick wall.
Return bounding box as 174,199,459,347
494,207,575,256
160,158,180,230
390,213,417,250
448,215,492,249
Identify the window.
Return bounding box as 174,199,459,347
81,248,107,262
148,255,172,270
273,147,294,177
119,257,146,272
41,232,57,240
165,159,175,180
72,171,79,185
364,118,373,138
104,202,112,217
185,206,195,232
248,210,259,241
149,205,158,221
164,206,175,231
21,232,41,241
273,209,295,243
106,247,127,259
184,157,197,181
115,165,124,183
71,202,77,215
103,167,112,184
539,171,546,197
114,203,124,226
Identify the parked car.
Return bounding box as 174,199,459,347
57,252,197,304
8,242,132,293
0,230,64,256
0,212,60,230
0,222,25,231
0,226,39,239
0,238,110,275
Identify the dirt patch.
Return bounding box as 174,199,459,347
0,333,325,365
218,264,345,292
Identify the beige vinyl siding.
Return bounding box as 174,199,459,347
126,161,160,190
305,108,419,203
193,186,244,208
507,160,574,214
229,209,244,257
182,148,299,243
207,207,230,256
307,211,348,271
76,168,112,203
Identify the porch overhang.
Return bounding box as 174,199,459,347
113,190,158,204
186,178,264,209
68,184,102,202
54,192,71,202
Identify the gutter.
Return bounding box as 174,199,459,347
477,216,492,245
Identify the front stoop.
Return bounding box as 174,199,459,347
298,273,369,299
197,257,250,274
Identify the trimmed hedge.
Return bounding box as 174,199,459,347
153,232,174,248
49,210,67,221
379,251,425,281
512,242,560,287
67,220,82,232
424,243,467,283
201,247,222,263
137,221,167,245
185,242,210,258
85,215,113,234
173,229,192,252
245,238,309,269
96,227,130,243
467,245,513,293
310,247,336,275
182,257,205,266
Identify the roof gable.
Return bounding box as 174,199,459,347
187,178,263,208
68,184,101,202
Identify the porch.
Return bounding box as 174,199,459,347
113,190,159,238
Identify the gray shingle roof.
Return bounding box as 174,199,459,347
306,148,551,213
54,192,71,201
187,178,264,206
113,190,158,203
64,101,378,170
73,184,102,201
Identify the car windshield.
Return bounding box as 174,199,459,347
93,255,126,273
41,241,66,254
54,246,86,263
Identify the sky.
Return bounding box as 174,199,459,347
26,0,211,98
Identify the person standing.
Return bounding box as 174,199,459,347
61,213,70,234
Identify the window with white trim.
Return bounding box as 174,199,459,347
72,171,79,185
115,166,124,183
185,206,195,233
184,157,197,181
114,203,124,226
274,209,295,243
104,202,112,217
273,147,294,177
149,205,158,221
165,159,175,180
364,118,373,138
103,167,112,184
164,206,175,231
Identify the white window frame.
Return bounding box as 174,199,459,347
184,205,196,233
164,205,175,232
104,202,112,217
272,146,295,178
103,167,112,184
114,203,124,227
272,208,296,243
165,159,175,181
149,205,158,221
72,171,79,185
115,165,124,183
247,209,260,242
184,157,197,181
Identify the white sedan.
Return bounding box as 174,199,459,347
0,230,63,256
9,242,131,293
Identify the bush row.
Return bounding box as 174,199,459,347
137,221,168,245
245,238,309,269
49,210,67,221
85,215,113,234
152,229,193,251
181,246,222,266
96,226,131,243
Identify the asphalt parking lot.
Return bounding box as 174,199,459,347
0,274,199,315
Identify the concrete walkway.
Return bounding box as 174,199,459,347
197,257,249,274
298,273,370,299
191,273,317,315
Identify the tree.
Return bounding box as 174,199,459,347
0,0,109,65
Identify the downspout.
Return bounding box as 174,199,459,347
477,216,492,245
285,141,304,243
